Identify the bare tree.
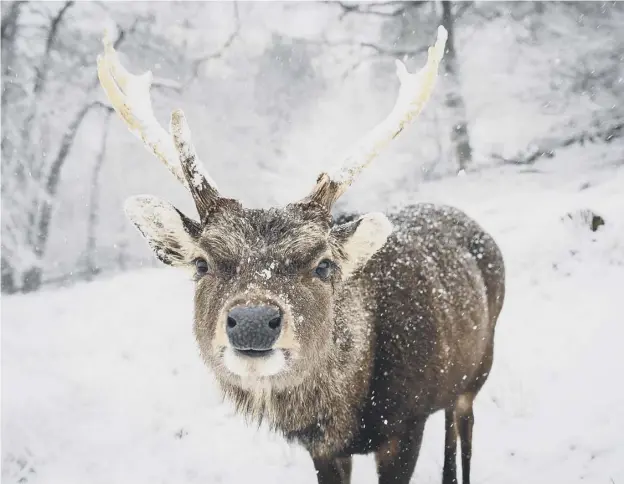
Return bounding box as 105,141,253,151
488,2,624,164
1,2,242,293
21,100,114,291
441,1,471,172
1,5,132,292
10,14,132,292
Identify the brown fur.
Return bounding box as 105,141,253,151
128,198,505,484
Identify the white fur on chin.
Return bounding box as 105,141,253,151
223,348,286,378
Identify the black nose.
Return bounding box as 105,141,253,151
226,305,282,351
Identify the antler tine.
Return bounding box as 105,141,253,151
170,110,220,221
96,32,220,219
301,26,448,211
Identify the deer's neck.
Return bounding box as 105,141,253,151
220,281,376,457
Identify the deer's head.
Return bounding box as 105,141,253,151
97,27,446,390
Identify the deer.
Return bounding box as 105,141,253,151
96,26,505,484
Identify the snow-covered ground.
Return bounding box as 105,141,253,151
3,140,624,484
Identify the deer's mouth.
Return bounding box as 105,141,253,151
222,347,287,378
234,348,274,358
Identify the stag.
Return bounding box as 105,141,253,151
97,26,505,484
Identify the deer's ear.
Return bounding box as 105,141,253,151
124,195,201,267
331,212,393,279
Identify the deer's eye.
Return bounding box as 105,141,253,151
195,258,210,277
315,259,334,281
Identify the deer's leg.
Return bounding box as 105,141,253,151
312,455,352,484
455,393,475,484
443,407,458,484
375,418,426,484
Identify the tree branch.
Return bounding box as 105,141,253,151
86,18,139,91
1,1,25,41
298,35,428,59
330,1,412,19
454,2,474,20
339,52,381,80
185,1,240,87
492,121,624,166
358,41,428,58
33,1,74,96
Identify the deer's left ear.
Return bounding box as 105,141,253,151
124,195,201,266
331,212,393,279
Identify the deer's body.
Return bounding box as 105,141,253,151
98,27,506,483
217,204,505,483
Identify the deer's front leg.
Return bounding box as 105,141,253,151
375,418,426,484
312,455,352,484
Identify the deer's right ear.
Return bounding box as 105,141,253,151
124,195,201,267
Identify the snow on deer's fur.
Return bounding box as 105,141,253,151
97,26,506,484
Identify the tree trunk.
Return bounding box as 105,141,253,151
22,101,101,292
85,110,113,280
0,1,25,293
529,2,545,43
21,266,43,293
1,255,17,293
1,0,24,162
441,1,472,172
19,1,74,180
117,236,129,272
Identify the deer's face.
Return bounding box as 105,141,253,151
125,196,392,390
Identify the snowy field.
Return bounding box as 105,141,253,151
3,140,624,484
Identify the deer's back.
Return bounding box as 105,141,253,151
345,203,505,453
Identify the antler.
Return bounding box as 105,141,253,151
300,26,448,211
96,32,220,220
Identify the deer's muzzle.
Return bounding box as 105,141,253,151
226,304,282,354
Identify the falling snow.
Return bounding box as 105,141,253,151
2,2,624,483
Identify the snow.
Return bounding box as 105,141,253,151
3,140,624,483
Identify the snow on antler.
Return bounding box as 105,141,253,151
97,32,220,219
332,25,447,184
303,26,448,210
170,109,220,217
96,31,187,187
